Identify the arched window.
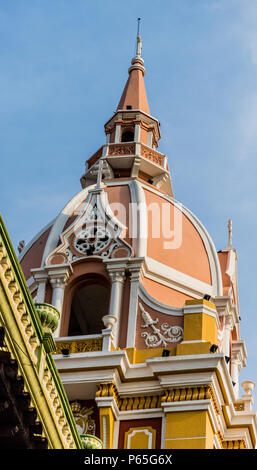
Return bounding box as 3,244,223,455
121,130,134,142
68,282,110,336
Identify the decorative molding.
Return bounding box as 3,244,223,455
139,181,223,297
138,283,183,317
234,402,245,412
139,303,183,348
140,144,164,167
108,143,135,156
70,401,96,435
125,426,156,450
143,257,213,299
46,187,132,265
222,439,246,449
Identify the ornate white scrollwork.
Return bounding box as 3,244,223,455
139,303,183,348
46,184,133,265
74,225,112,256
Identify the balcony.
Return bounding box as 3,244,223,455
55,334,103,355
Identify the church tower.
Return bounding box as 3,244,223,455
18,31,257,449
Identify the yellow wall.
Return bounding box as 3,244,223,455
164,410,214,449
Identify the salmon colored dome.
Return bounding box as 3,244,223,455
19,179,222,309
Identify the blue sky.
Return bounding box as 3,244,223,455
1,0,257,400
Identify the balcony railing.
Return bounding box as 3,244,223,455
54,334,103,355
86,142,166,171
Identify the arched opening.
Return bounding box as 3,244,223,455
68,282,110,336
121,130,134,142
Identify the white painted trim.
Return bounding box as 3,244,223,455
113,420,119,449
181,340,206,344
95,396,119,420
144,256,213,298
162,399,211,413
55,334,103,342
139,182,223,297
102,414,107,449
119,409,163,421
158,371,215,388
41,187,89,265
127,428,153,449
128,180,148,258
165,436,207,441
161,415,166,449
213,434,222,449
138,283,183,316
26,276,35,287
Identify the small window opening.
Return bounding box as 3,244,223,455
126,105,132,110
68,283,109,336
121,130,134,142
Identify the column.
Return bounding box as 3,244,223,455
126,258,143,348
223,315,233,362
231,355,240,398
95,384,119,449
147,129,153,147
114,125,121,143
134,123,141,142
31,268,48,303
105,261,126,348
47,264,73,337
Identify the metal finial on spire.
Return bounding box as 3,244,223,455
129,18,145,75
136,18,142,57
137,17,141,36
226,219,233,250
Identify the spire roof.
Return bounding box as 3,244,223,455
117,32,150,114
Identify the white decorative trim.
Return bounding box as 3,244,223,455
42,188,89,265
46,186,132,265
165,436,207,441
95,396,119,421
127,428,153,449
113,420,120,449
213,434,222,449
128,180,148,258
102,414,107,449
161,415,166,449
56,333,103,342
119,410,163,421
139,182,223,297
139,283,183,316
143,256,213,298
162,399,211,413
126,259,144,348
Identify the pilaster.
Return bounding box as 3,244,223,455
104,260,126,347
47,264,73,337
126,258,144,348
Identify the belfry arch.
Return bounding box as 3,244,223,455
60,269,111,337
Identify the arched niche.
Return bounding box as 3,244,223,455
121,129,134,142
67,277,110,336
60,260,111,337
68,281,109,336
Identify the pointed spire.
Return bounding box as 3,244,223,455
117,20,150,114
